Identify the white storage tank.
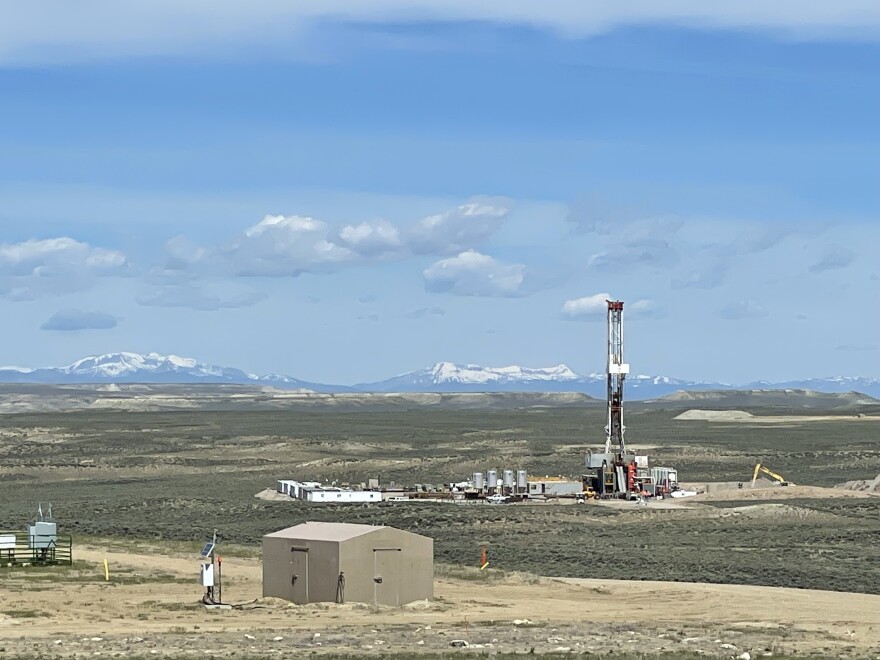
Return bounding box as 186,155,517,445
487,470,498,489
472,472,485,491
502,469,515,489
516,469,528,491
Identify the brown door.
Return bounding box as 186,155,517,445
290,547,309,603
373,548,401,606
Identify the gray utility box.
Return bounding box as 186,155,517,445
29,521,57,549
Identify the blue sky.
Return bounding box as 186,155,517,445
0,3,878,383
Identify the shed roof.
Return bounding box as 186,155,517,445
264,521,387,542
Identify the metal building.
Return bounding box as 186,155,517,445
262,522,433,606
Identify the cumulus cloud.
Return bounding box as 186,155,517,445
423,250,527,297
227,214,355,277
718,300,767,320
2,2,877,66
0,237,127,300
560,293,611,320
808,246,856,274
161,236,211,275
40,309,118,332
164,200,509,281
408,201,509,255
338,220,402,257
136,285,267,311
561,294,661,321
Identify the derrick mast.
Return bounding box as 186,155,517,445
582,299,678,499
604,300,629,456
584,299,644,498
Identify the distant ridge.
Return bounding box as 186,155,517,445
1,352,879,400
656,389,878,408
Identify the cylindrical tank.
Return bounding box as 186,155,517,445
473,472,485,491
516,469,528,491
502,469,515,489
487,469,498,489
651,467,678,486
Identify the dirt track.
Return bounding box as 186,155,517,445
1,543,879,658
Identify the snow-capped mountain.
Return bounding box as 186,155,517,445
64,352,245,380
361,362,580,391
355,362,722,398
0,352,337,391
0,353,878,399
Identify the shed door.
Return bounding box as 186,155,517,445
373,548,401,606
290,547,309,603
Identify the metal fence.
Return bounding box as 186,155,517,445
0,530,73,566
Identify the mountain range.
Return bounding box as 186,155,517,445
1,352,880,400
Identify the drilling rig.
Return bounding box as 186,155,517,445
584,300,652,498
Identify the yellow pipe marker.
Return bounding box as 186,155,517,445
104,558,109,581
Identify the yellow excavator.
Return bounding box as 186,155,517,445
751,463,791,487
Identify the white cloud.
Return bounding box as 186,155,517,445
227,214,355,277
423,250,528,297
408,201,509,255
168,200,510,279
561,293,612,320
338,220,402,257
1,1,878,65
163,236,210,270
0,237,125,274
0,237,127,300
561,294,661,321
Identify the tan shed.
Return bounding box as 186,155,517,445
262,522,433,606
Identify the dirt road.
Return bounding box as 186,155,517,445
1,542,878,658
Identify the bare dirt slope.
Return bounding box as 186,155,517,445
1,543,878,658
687,483,880,501
675,408,880,423
836,472,880,493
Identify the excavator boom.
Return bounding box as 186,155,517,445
751,463,790,486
